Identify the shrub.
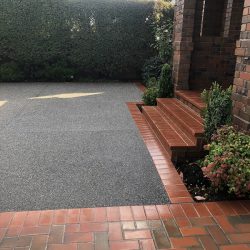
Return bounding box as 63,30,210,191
158,63,173,98
146,77,158,88
141,1,173,86
151,0,174,62
143,86,159,106
44,63,76,82
142,56,163,84
0,62,24,82
202,126,250,198
201,82,233,141
0,0,155,81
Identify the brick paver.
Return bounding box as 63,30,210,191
0,203,249,249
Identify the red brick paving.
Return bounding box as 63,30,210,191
1,204,249,249
0,91,249,249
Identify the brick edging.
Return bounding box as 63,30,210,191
127,102,193,204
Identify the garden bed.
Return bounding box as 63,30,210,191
176,160,242,202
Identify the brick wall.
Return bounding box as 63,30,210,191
189,0,243,90
232,0,250,130
172,0,196,90
173,0,243,91
189,36,238,90
172,0,249,130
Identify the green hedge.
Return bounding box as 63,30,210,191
0,0,156,81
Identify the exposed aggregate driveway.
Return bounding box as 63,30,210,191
0,82,169,211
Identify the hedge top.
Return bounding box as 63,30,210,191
0,0,158,81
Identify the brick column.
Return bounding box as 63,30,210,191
233,0,250,131
172,0,196,90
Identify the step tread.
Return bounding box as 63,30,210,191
157,108,196,145
175,90,206,111
157,98,204,136
142,106,196,149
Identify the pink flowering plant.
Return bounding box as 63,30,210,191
202,126,250,198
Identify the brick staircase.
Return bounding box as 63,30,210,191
141,92,205,163
175,90,206,115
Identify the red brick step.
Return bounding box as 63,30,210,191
175,90,206,115
142,106,197,162
157,98,204,137
142,97,205,163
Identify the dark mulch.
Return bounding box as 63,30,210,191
176,161,243,202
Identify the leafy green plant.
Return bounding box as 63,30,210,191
146,77,158,88
201,82,233,141
0,62,24,82
158,63,173,98
142,86,159,106
44,63,76,82
141,0,173,86
151,0,174,62
0,0,155,81
202,126,250,198
142,56,163,84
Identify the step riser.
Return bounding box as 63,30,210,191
157,101,203,140
142,99,205,163
158,98,204,124
176,95,203,115
158,102,205,150
158,108,198,145
142,109,200,163
175,90,206,116
142,109,173,158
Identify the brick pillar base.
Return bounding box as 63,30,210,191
232,0,250,131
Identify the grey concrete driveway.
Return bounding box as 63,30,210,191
0,82,169,211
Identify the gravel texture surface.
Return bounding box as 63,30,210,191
0,82,169,211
